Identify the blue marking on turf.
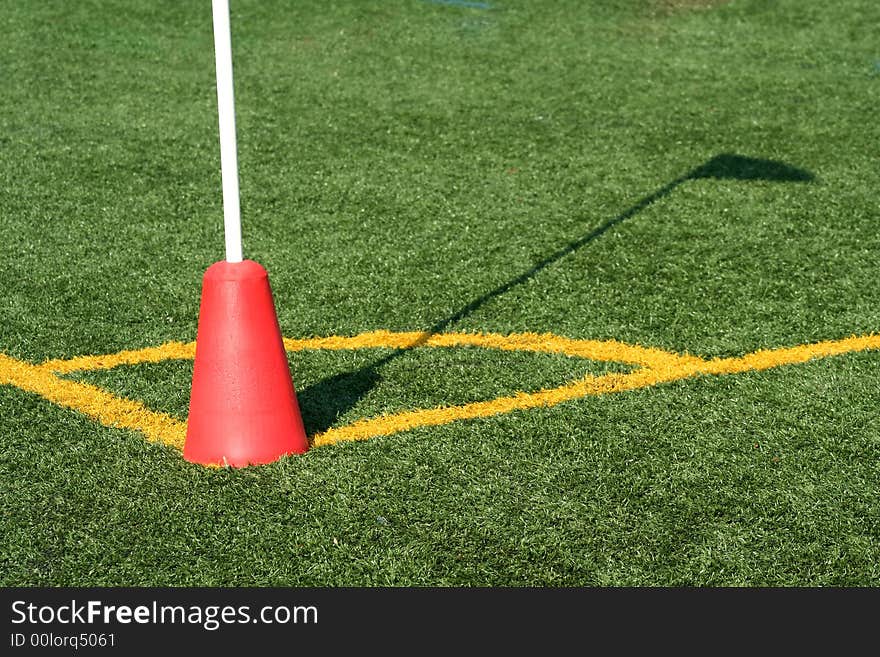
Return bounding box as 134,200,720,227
424,0,492,9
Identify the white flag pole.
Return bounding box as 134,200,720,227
212,0,243,263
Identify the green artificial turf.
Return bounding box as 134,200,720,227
1,0,878,586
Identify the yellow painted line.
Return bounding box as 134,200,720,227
0,353,187,450
39,331,685,373
2,330,878,455
40,341,196,374
281,330,694,368
312,369,667,447
40,330,689,372
700,333,880,376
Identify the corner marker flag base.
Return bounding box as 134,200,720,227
184,259,309,467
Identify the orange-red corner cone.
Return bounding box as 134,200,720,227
184,259,309,467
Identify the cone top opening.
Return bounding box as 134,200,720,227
204,259,268,281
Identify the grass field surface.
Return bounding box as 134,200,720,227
1,0,879,586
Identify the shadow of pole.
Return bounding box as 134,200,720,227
297,153,814,437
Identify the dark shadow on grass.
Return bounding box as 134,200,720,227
297,153,814,438
689,153,814,182
298,366,381,438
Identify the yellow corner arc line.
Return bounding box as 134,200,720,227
281,330,700,369
313,332,880,446
39,341,196,375
0,353,187,450
1,331,879,454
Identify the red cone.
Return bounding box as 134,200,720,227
184,259,309,466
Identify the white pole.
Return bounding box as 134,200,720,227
212,0,243,263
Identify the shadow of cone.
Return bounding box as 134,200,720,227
184,259,309,466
